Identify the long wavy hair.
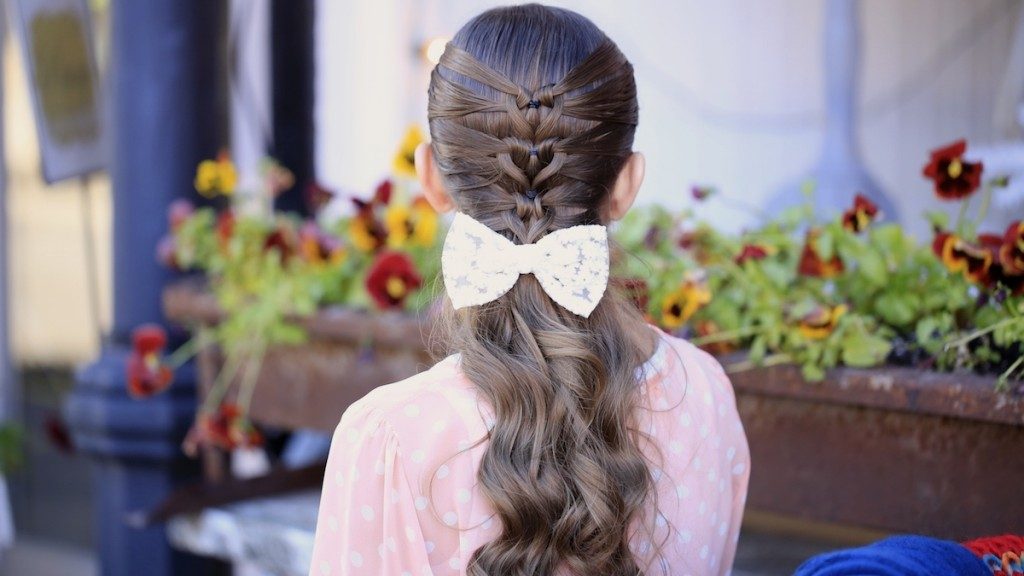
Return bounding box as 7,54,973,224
428,5,658,575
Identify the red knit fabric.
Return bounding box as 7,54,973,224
963,535,1024,576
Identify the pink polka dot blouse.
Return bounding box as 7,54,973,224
310,329,750,575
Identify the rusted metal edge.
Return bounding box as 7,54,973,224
726,359,1024,426
163,279,434,350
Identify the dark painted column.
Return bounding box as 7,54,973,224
66,2,228,575
270,0,315,215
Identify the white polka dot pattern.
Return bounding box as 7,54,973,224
309,328,750,575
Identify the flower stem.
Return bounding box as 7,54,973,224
974,183,992,229
724,353,791,373
944,316,1021,350
954,196,971,236
997,355,1024,392
200,348,244,414
690,325,763,345
237,341,266,415
165,332,209,369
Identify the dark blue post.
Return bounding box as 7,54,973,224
270,0,316,215
66,1,228,575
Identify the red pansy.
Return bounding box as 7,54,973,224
365,252,423,310
305,182,336,214
1000,220,1024,277
616,277,650,312
182,403,263,456
263,224,297,262
798,230,844,278
352,179,393,213
934,232,996,285
735,244,769,264
841,194,880,233
217,211,236,250
126,324,174,398
922,139,983,200
691,185,716,202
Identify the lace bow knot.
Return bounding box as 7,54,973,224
441,213,609,317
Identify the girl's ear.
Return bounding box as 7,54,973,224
415,143,456,213
608,152,645,221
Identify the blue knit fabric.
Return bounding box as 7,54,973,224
794,535,991,576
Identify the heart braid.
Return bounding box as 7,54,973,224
429,37,637,245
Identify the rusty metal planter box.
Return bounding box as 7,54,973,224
729,363,1024,540
164,281,1024,539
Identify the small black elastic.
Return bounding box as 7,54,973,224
529,148,538,156
527,99,541,109
525,189,539,200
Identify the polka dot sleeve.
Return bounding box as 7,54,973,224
310,399,432,575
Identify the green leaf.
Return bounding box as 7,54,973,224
840,328,892,367
924,210,949,231
749,335,766,363
801,363,825,381
817,230,835,261
858,250,888,286
917,315,937,342
875,293,918,327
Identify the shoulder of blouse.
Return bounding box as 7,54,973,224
333,354,476,437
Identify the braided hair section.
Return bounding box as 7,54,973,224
429,38,637,244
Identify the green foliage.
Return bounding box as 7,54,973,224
0,425,23,474
612,193,1022,386
168,190,443,413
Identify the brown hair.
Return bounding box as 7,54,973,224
428,5,658,575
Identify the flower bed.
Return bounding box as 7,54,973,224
139,134,1023,464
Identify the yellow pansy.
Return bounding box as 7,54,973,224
798,304,847,340
300,232,347,267
392,125,425,178
194,155,237,198
385,197,439,248
349,214,385,253
660,278,712,330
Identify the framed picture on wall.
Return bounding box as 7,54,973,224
11,0,105,184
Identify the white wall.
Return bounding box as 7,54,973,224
316,0,1023,237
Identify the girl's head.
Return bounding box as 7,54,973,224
418,3,645,234
418,4,659,575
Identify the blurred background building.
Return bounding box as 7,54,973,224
0,0,1021,574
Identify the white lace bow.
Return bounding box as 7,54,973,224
442,212,609,317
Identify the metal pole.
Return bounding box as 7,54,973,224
0,0,14,425
0,0,16,551
270,0,315,215
66,1,229,574
79,175,104,347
